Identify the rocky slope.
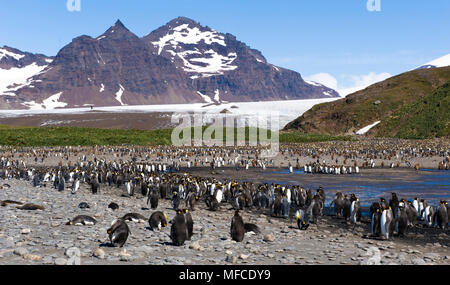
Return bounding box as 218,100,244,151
0,18,338,110
283,66,450,138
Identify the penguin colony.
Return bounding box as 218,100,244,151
0,143,448,250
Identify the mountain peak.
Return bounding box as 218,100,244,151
99,19,138,40
114,19,126,28
168,16,200,27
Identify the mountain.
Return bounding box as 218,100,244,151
143,17,338,103
0,46,53,98
283,66,450,138
416,54,450,70
0,17,338,110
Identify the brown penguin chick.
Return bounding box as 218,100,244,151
230,210,245,242
170,209,187,246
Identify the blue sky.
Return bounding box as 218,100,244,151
1,0,449,93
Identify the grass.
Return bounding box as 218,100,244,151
279,132,354,143
376,81,450,139
283,66,450,138
0,125,353,147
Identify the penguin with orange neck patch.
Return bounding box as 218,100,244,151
149,211,168,231
107,219,130,247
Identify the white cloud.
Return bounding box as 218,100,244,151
304,73,338,90
305,72,392,97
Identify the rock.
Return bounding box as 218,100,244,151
42,256,53,264
239,254,249,260
24,254,42,261
189,241,201,250
263,234,275,242
374,100,381,105
93,248,106,259
21,228,31,234
412,258,426,265
13,247,29,257
225,250,233,255
225,255,237,264
54,258,67,265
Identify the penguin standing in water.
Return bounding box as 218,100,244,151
148,211,168,231
395,202,409,237
170,209,187,246
183,209,194,240
380,207,395,240
147,189,159,210
230,210,245,242
331,192,344,218
436,201,448,230
296,209,310,230
342,195,351,221
107,219,130,247
389,193,399,217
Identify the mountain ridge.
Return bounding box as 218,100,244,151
0,17,338,110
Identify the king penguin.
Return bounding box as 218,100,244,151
296,209,310,230
380,207,395,240
107,219,130,247
148,211,168,231
183,209,194,240
436,201,448,230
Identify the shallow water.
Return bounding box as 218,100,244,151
265,168,450,209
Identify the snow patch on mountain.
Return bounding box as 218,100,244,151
22,92,67,110
197,91,213,103
152,24,226,55
0,62,48,96
115,84,126,106
179,50,238,77
0,48,25,61
356,121,381,135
